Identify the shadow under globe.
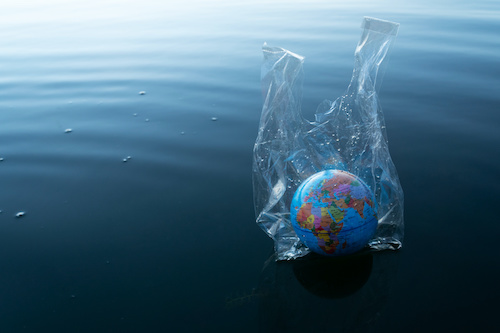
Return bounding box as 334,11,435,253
257,251,400,332
292,252,373,299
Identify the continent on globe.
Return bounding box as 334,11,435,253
290,170,378,256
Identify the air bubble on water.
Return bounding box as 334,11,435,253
139,91,146,95
0,157,4,161
180,131,185,135
70,295,76,299
211,117,218,121
64,129,72,133
133,113,138,117
127,156,132,160
337,148,341,152
145,118,150,122
122,158,128,163
15,211,25,218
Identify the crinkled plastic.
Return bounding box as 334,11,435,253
253,17,404,260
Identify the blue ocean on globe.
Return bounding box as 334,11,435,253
290,170,378,256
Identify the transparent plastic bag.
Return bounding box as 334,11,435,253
253,17,404,260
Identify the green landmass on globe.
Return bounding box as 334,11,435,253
290,170,378,256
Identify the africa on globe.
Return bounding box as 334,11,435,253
290,170,378,256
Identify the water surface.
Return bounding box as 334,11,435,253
0,0,499,332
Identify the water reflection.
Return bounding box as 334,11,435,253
258,252,399,332
292,253,373,299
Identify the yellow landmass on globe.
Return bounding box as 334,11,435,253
304,214,315,229
327,204,344,222
317,229,330,241
316,229,340,254
320,207,333,227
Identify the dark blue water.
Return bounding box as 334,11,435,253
1,1,499,332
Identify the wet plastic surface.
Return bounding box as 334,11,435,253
253,17,404,260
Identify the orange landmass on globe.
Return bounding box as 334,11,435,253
348,197,366,219
296,202,312,222
323,173,352,191
333,198,348,209
296,202,314,229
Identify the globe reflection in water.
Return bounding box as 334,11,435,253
292,252,373,298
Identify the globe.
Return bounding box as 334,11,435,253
290,170,378,256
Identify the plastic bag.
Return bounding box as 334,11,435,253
253,17,404,260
